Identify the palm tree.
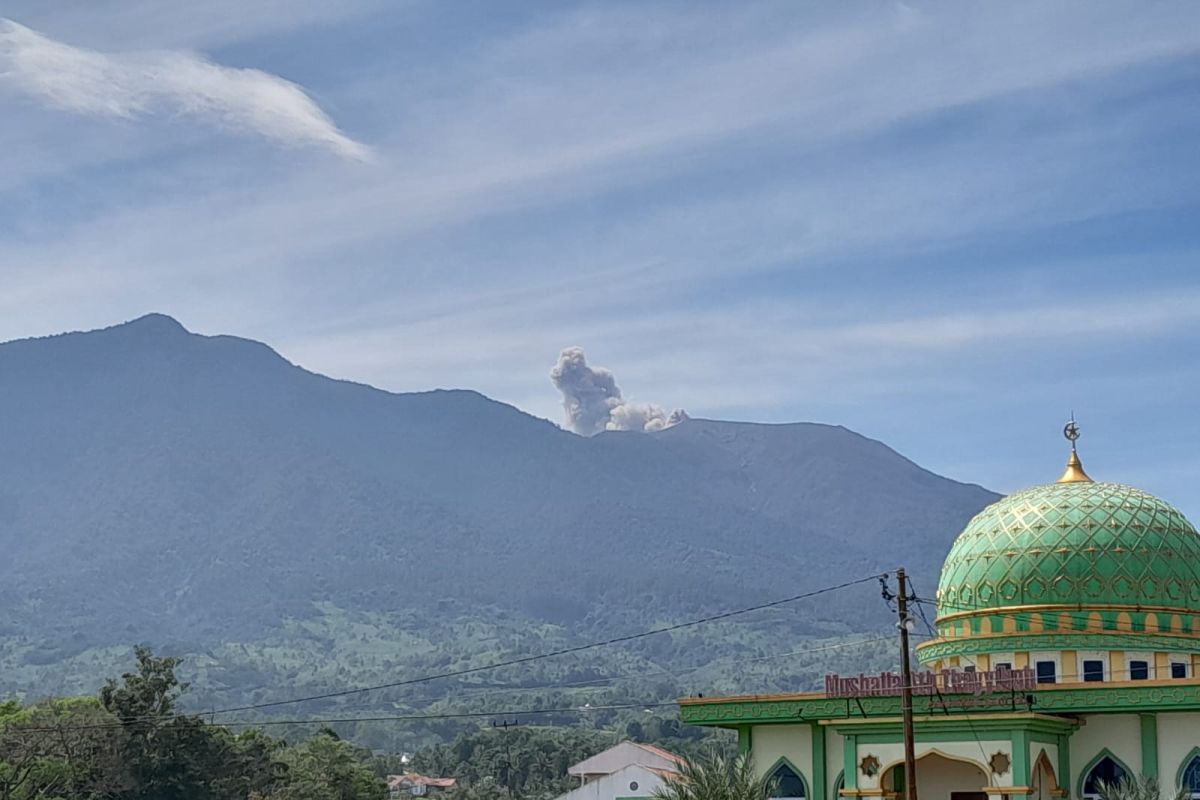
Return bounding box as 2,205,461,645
1096,775,1190,800
655,752,778,800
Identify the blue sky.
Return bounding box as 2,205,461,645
2,2,1200,514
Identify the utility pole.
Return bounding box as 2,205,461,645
896,568,918,800
492,719,519,795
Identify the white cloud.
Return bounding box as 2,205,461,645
0,18,369,160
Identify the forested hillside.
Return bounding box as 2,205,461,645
0,315,996,749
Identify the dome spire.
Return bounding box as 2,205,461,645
1058,415,1093,483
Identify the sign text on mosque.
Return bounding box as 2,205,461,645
824,667,1037,698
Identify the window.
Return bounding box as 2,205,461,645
1082,756,1127,800
994,662,1013,671
1129,660,1149,681
1083,660,1105,682
1036,660,1057,684
1182,755,1200,800
1172,661,1188,679
770,762,806,800
963,665,976,673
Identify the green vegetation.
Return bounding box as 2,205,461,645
0,605,901,754
0,647,384,800
654,752,776,800
399,723,735,800
1095,776,1189,800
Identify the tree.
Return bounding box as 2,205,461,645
654,752,777,800
266,730,386,800
1096,776,1189,800
0,696,119,800
99,646,281,800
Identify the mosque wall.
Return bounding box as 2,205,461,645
1158,712,1200,791
857,740,1008,793
1030,741,1059,786
1069,714,1141,791
750,724,814,786
825,728,845,800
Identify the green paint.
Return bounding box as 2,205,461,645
842,736,858,791
934,481,1200,650
681,683,1200,727
1076,749,1134,800
1012,729,1030,789
1057,734,1072,797
918,630,1200,660
812,723,827,800
1173,747,1200,794
1140,714,1159,780
739,726,752,757
762,756,810,799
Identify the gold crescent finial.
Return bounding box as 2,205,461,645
1058,415,1093,483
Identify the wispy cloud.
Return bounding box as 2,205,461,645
0,18,369,160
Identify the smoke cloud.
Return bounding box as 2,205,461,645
550,347,687,435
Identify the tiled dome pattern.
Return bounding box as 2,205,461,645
936,481,1200,616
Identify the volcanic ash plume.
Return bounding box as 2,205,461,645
550,347,687,436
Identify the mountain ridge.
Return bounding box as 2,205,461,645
0,314,998,704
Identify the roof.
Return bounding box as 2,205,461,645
923,468,1200,665
568,742,682,776
389,773,458,789
553,763,680,800
632,743,683,765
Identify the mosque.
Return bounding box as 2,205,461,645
679,426,1200,800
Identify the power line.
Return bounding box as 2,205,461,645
206,573,885,717
907,577,990,767
10,701,684,735
326,632,909,715
1,636,913,736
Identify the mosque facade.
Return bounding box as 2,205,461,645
679,432,1200,800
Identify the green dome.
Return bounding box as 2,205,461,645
936,480,1200,618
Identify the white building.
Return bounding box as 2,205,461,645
554,742,682,800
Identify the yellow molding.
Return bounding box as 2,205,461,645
936,602,1200,624
916,625,1200,654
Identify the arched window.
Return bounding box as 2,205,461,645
832,771,844,800
1181,754,1200,800
1082,755,1128,800
769,761,807,800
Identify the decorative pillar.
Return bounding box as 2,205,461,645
1140,715,1159,780
843,735,859,792
1056,734,1071,796
812,723,827,800
739,726,753,758
1012,729,1031,798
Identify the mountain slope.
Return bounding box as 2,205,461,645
0,315,997,669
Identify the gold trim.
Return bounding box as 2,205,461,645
934,602,1200,623
1058,448,1092,483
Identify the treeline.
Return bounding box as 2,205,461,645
395,721,734,800
0,647,383,800
0,646,740,800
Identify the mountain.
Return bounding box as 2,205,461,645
0,315,997,710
